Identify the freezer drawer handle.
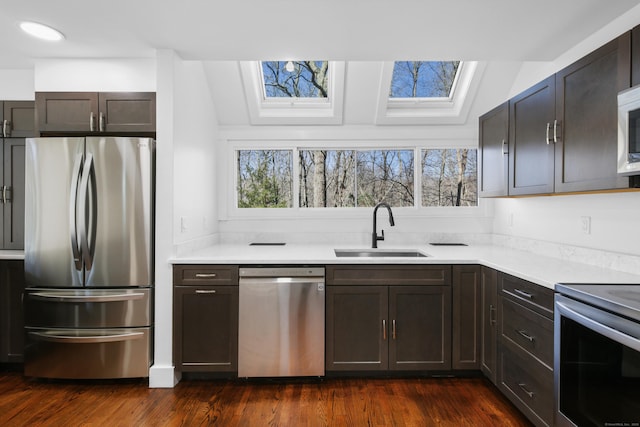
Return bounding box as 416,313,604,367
29,292,145,303
29,331,144,344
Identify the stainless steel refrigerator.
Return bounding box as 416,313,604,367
23,137,154,379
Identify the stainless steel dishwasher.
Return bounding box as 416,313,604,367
238,267,325,378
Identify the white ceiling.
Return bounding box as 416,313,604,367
1,0,640,68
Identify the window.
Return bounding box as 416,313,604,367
298,150,414,208
376,61,485,125
237,150,293,208
261,61,329,99
236,148,477,209
239,61,345,125
422,149,477,207
390,61,460,99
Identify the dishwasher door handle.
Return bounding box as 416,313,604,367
240,277,325,286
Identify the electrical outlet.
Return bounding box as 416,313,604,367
580,216,591,234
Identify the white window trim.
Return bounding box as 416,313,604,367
375,61,486,125
239,61,345,125
220,139,482,221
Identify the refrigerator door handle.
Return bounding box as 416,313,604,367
79,153,97,271
29,331,144,344
70,152,84,271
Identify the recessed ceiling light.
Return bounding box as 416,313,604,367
19,21,65,41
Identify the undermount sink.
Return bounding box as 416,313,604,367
334,249,429,258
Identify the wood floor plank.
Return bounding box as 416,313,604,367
0,371,533,426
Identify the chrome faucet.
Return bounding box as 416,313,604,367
372,202,395,248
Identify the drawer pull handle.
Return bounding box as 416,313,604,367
195,289,217,294
513,288,534,299
518,383,535,398
516,329,535,342
195,273,217,278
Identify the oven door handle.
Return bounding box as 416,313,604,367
28,331,144,344
556,300,640,352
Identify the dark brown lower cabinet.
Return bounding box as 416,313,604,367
452,265,481,370
497,272,555,427
0,260,25,363
480,266,498,383
326,284,452,372
173,265,239,373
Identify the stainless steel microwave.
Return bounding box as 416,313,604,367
618,85,640,175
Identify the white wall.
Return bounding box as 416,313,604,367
492,193,640,256
0,69,34,99
150,50,219,388
33,58,156,91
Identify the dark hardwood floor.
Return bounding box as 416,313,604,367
0,370,533,426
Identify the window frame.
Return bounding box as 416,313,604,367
222,139,481,221
239,61,345,125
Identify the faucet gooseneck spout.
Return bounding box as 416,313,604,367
372,202,395,248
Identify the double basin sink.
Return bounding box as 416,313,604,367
334,248,428,258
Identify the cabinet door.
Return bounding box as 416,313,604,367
174,286,238,372
480,266,498,383
3,101,35,138
452,265,481,370
479,102,509,197
0,260,25,362
389,285,452,371
35,92,99,133
326,285,388,371
509,76,556,195
555,33,630,192
99,92,156,133
1,139,25,250
632,25,640,86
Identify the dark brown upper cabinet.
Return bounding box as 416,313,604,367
508,75,556,196
2,101,36,138
554,33,630,193
481,31,632,197
479,101,509,197
36,92,156,134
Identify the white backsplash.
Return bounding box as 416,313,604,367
172,230,640,276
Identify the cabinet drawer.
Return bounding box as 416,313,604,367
501,297,554,368
500,273,554,317
173,265,239,286
326,265,451,286
499,344,553,427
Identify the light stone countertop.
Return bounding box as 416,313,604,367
170,243,640,290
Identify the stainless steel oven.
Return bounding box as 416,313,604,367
554,284,640,427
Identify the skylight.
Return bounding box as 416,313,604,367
389,61,460,99
376,61,485,125
240,60,345,125
261,61,329,99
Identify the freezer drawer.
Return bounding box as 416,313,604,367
24,288,152,328
24,327,152,379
